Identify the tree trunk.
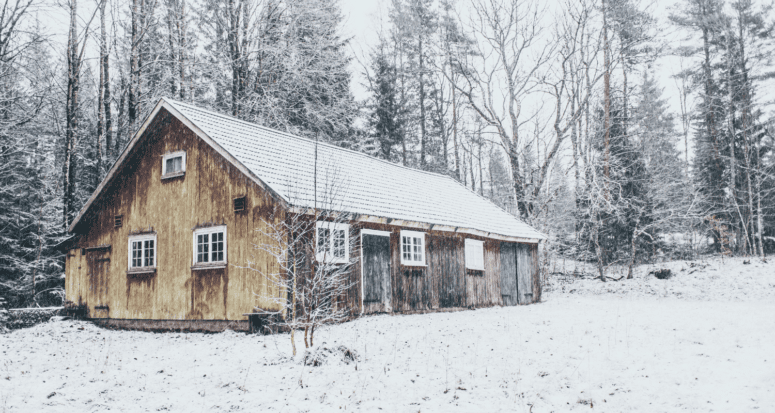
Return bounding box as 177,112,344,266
63,0,80,229
167,3,177,97
602,0,611,197
228,0,241,117
96,0,106,187
755,142,764,257
418,35,427,169
128,0,141,130
398,40,407,166
478,140,484,196
725,31,745,253
102,0,112,161
452,80,460,179
507,145,528,219
179,0,186,100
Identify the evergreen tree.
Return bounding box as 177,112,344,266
364,42,404,161
0,12,64,307
281,0,357,147
671,0,729,249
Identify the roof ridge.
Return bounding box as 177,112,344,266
163,97,459,181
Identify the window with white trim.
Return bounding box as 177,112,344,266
193,225,227,266
128,233,157,271
315,221,349,264
400,230,425,266
162,151,186,177
465,239,485,270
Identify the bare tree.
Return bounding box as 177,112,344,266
451,0,552,220
63,0,99,228
246,162,357,355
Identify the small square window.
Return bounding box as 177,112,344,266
315,221,349,264
162,151,186,178
400,230,425,266
233,196,246,212
114,215,123,228
465,239,485,270
192,226,227,266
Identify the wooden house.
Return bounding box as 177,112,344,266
64,98,545,332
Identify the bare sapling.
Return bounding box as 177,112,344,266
244,164,357,355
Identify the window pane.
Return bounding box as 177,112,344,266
197,233,209,263
166,156,182,173
211,232,224,262
413,237,422,262
333,229,345,258
402,236,411,261
317,228,330,255
144,240,154,267
132,241,142,267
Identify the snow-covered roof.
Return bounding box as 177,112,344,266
70,98,544,241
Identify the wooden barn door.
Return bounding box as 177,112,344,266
86,247,111,317
516,244,535,304
500,243,518,306
361,231,392,313
437,236,465,308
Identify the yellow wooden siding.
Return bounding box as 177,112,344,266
64,109,284,321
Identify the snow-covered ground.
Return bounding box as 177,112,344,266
2,256,774,412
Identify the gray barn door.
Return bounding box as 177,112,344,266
516,244,534,304
500,243,518,306
362,233,391,313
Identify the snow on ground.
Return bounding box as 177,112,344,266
546,256,775,301
1,256,774,412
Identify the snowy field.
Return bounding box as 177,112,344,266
2,256,774,412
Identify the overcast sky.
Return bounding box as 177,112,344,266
36,0,774,128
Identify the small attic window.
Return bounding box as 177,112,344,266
233,196,246,212
114,215,123,228
162,151,186,179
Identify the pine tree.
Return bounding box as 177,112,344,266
671,0,728,250
0,8,64,307
281,0,357,147
364,42,404,161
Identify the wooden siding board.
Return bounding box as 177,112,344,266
531,244,542,303
516,243,534,305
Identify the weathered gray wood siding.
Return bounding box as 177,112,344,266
347,223,540,315
362,234,391,313
500,243,518,306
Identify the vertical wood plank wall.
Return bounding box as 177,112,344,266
65,109,284,321
348,222,541,315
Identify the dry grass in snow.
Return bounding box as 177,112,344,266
1,256,774,412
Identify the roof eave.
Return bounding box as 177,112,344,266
288,206,544,244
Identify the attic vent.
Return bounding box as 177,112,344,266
114,215,123,228
233,196,246,212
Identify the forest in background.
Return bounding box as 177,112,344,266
1,0,774,308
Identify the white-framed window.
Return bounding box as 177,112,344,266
465,239,485,270
316,221,349,264
192,225,227,265
162,151,186,177
128,233,157,270
400,230,425,266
